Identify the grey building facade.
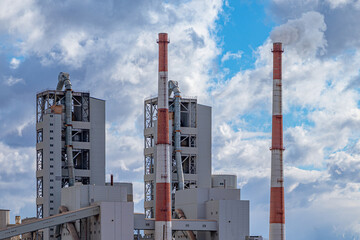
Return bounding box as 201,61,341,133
36,90,105,239
143,96,212,219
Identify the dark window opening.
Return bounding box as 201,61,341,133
180,112,189,127
37,149,43,170
72,94,90,122
37,129,43,143
72,129,90,142
37,205,43,218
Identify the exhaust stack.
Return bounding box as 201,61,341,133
269,42,285,240
155,33,172,240
57,72,75,187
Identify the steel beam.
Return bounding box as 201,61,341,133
134,214,217,231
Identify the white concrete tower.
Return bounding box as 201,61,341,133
36,85,105,240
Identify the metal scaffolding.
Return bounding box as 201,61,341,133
144,98,158,129
36,90,90,124
143,97,199,220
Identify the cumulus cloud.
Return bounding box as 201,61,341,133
213,123,271,187
269,0,360,55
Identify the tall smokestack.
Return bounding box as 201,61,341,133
270,42,285,240
155,33,172,240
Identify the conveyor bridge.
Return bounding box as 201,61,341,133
0,206,218,239
0,206,99,239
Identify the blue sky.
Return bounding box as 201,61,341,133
0,0,360,239
218,1,274,73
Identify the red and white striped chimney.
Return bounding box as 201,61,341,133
155,33,172,240
269,42,285,240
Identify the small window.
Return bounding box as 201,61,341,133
37,204,43,218
50,165,53,168
50,200,53,203
37,150,43,170
50,172,54,175
50,137,53,140
37,129,43,143
50,115,53,118
50,144,53,147
50,186,53,189
50,151,53,154
50,179,54,182
50,158,54,161
50,123,53,126
37,177,43,198
50,193,54,196
50,130,53,133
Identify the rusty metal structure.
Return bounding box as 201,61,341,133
269,42,285,240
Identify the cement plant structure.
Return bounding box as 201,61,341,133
36,82,105,239
0,33,285,240
143,95,212,217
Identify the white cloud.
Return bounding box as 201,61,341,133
326,0,354,8
9,58,20,69
0,141,35,216
269,0,360,55
3,76,24,86
0,142,34,175
221,50,242,63
16,118,33,137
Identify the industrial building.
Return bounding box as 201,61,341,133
144,93,250,239
0,33,283,240
35,78,105,239
143,96,212,218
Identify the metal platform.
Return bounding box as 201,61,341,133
0,207,218,239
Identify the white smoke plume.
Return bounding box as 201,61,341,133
270,11,327,57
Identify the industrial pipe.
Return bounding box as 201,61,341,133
174,209,196,240
155,33,172,240
169,80,185,190
55,206,80,240
57,72,75,187
269,42,285,240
